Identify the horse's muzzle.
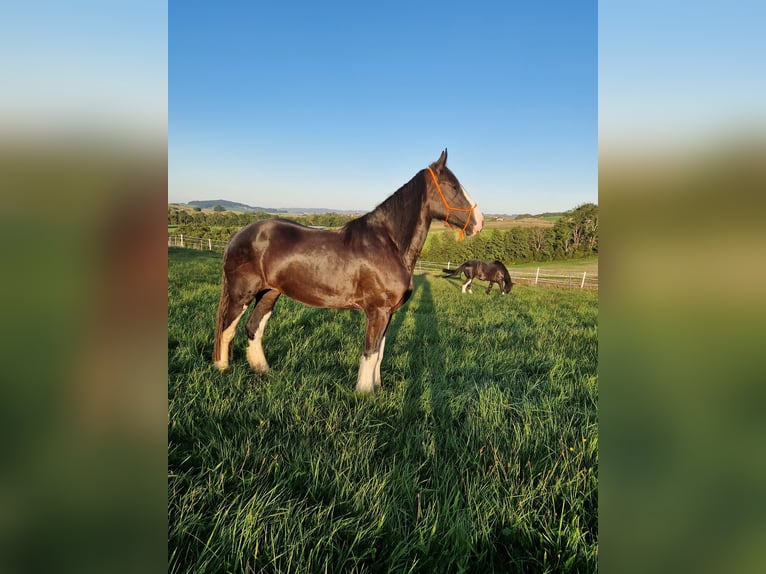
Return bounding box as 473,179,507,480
469,208,484,236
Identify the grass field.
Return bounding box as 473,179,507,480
168,248,598,573
427,217,553,233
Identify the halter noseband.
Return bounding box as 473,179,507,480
427,167,477,241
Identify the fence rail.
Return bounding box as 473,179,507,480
420,259,598,290
169,234,598,290
168,234,229,252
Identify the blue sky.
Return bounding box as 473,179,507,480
169,1,597,214
1,1,166,139
599,0,766,150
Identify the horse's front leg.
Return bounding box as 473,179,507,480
486,282,493,294
356,309,390,393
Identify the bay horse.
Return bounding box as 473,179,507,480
442,259,513,294
213,150,483,393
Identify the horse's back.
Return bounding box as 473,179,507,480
230,218,307,241
223,219,299,277
227,219,311,254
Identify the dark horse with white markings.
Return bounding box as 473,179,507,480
442,259,512,294
213,150,483,392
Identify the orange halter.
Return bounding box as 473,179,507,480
427,167,477,241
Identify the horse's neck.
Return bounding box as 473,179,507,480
397,201,431,273
367,171,431,272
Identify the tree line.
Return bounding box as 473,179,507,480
168,203,597,263
167,208,355,240
422,203,598,264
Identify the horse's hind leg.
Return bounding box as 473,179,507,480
245,289,281,373
486,281,493,294
462,277,473,294
214,307,247,371
213,273,259,370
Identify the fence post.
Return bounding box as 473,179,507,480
535,267,540,285
208,238,212,250
581,271,587,289
447,261,451,270
180,234,184,248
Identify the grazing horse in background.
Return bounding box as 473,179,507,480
442,259,513,294
213,150,483,393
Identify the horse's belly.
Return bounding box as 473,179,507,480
281,283,361,310
270,267,360,309
272,265,404,311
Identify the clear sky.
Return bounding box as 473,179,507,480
599,0,766,152
1,1,167,141
169,1,597,215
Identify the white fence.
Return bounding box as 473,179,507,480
169,234,598,290
168,234,228,252
428,260,598,290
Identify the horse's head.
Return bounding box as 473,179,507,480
426,149,484,239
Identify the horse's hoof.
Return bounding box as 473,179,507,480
213,360,228,371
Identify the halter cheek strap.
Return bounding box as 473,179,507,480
427,167,477,241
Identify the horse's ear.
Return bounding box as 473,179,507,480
434,149,448,171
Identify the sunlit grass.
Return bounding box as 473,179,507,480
168,247,598,573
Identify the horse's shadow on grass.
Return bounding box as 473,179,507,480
388,275,441,395
386,274,452,435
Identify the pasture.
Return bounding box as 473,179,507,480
168,248,598,573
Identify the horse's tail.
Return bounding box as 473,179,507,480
442,262,466,276
213,270,230,363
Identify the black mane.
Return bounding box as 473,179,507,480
341,171,428,266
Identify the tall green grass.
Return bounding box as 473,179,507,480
168,248,598,573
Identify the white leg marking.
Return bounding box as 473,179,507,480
214,308,246,370
246,311,272,373
373,337,386,391
355,350,379,393
461,279,470,293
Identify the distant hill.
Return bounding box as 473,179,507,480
173,201,563,219
177,200,363,215
185,200,285,213
507,212,563,220
277,207,361,215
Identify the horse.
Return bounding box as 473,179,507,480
212,150,484,393
442,259,513,294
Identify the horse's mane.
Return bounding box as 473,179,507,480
341,171,427,260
